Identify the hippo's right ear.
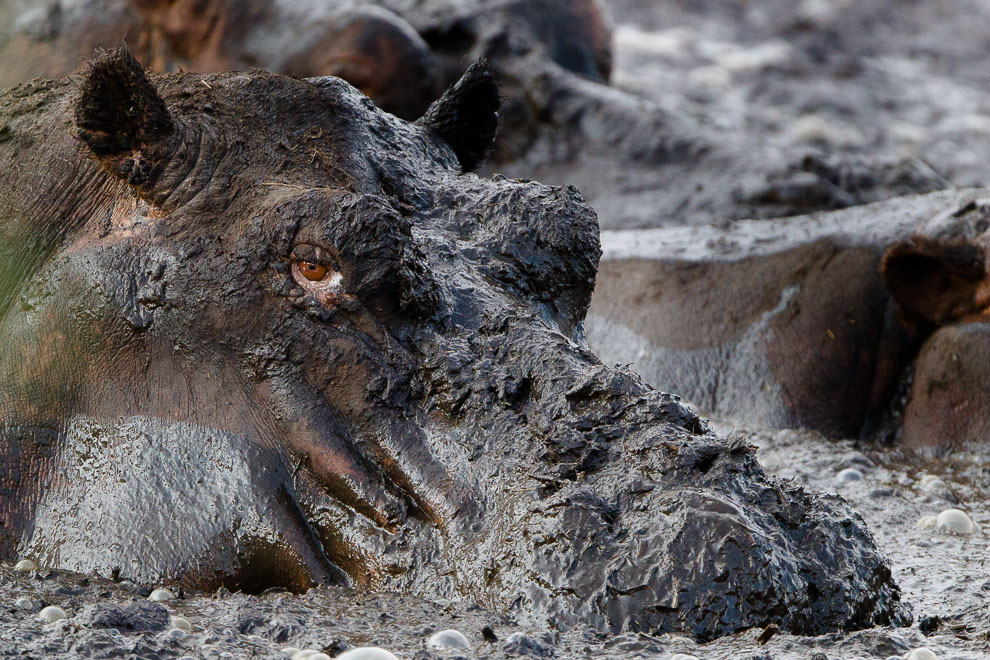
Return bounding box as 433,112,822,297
74,47,175,202
418,61,500,173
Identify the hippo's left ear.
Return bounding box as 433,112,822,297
418,61,500,173
883,235,990,325
74,46,176,203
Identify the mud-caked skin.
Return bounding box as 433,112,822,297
0,49,908,640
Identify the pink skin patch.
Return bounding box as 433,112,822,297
291,261,354,308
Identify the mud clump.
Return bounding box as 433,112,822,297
75,599,170,632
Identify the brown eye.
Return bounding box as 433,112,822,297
297,261,328,281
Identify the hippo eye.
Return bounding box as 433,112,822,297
297,261,328,281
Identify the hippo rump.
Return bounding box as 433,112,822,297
587,190,990,450
0,48,909,640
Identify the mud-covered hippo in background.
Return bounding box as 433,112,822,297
0,48,909,640
588,190,990,451
0,0,612,120
881,199,990,451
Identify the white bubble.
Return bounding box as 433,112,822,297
687,65,732,90
427,629,470,650
166,628,188,641
919,475,947,493
905,648,938,660
613,26,692,58
310,655,332,660
937,509,975,534
916,515,938,529
714,41,794,73
14,597,33,610
292,651,318,660
170,616,192,632
281,649,301,657
14,559,36,572
758,449,784,470
836,468,864,483
149,588,175,602
670,654,701,660
38,605,67,623
335,648,400,660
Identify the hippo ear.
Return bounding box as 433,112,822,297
74,46,174,199
882,236,990,325
418,61,500,173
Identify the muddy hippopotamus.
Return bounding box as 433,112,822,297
0,48,908,640
882,198,990,452
0,0,612,122
587,189,990,449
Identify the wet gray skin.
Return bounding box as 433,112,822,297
0,49,910,641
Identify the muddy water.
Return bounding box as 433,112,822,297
608,0,990,192
520,0,990,230
714,422,990,659
0,421,985,658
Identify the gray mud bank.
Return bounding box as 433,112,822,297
1,419,985,659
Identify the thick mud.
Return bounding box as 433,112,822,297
0,419,985,659
502,0,990,229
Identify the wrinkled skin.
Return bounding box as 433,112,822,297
0,49,909,641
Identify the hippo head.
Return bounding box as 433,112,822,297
0,48,908,640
